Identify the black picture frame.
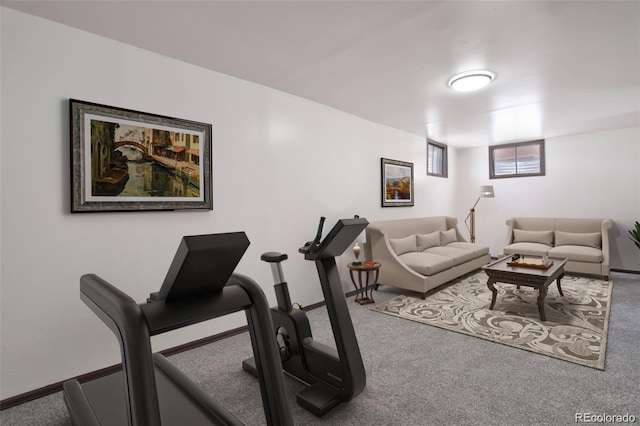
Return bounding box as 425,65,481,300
381,158,414,207
70,99,213,212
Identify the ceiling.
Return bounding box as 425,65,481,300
3,0,639,148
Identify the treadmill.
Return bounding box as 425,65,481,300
63,232,293,426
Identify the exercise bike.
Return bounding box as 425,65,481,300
243,216,368,417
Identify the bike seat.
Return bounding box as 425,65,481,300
261,252,288,263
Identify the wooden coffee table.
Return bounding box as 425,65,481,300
482,255,568,321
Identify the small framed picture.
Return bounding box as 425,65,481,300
70,99,213,212
381,158,414,207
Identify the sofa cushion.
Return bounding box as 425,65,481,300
510,218,556,231
549,245,603,263
555,218,605,234
503,242,551,257
417,231,440,251
447,242,490,257
554,231,601,249
388,234,417,255
513,229,554,245
377,217,449,239
424,246,476,266
440,228,457,245
398,252,454,276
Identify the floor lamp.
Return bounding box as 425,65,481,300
464,185,495,243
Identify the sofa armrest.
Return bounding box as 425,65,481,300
365,223,425,281
503,218,516,250
444,216,469,243
365,223,400,266
380,237,427,280
601,219,613,265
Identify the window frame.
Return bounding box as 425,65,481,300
489,139,545,179
426,139,448,178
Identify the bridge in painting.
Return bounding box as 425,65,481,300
114,140,149,154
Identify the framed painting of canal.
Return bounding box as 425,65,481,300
70,99,213,212
381,158,414,207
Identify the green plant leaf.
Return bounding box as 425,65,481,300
629,221,640,250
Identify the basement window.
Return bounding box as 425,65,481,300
427,139,448,178
489,139,545,179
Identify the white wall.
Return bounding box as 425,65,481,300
455,128,640,269
0,8,456,399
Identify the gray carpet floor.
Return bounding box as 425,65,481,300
2,271,639,425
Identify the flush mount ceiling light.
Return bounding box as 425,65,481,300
447,70,495,92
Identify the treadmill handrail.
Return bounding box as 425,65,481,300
80,274,161,426
78,272,294,426
227,274,293,426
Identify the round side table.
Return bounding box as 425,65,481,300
347,262,381,305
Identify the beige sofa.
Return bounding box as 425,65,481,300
502,217,613,280
365,217,491,298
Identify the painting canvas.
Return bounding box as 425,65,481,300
70,99,212,212
381,158,414,207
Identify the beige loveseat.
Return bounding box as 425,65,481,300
365,217,491,298
502,217,613,280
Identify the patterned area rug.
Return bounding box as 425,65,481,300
371,271,612,370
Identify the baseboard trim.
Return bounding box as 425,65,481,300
0,325,250,410
0,362,121,411
158,325,249,358
0,292,346,411
611,268,640,275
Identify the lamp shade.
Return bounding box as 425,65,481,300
480,185,495,198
